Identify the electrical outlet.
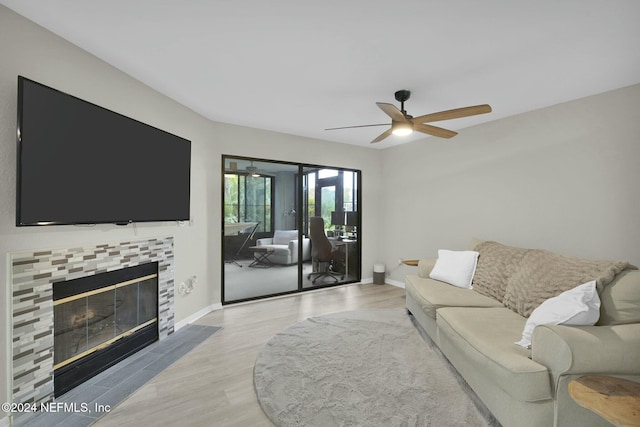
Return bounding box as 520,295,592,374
178,276,197,295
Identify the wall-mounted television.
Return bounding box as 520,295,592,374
16,76,191,226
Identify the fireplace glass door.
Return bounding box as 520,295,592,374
53,263,159,396
54,277,157,368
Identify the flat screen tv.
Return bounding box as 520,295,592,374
16,76,191,226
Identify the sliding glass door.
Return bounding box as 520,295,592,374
302,166,359,287
222,158,299,302
222,156,361,304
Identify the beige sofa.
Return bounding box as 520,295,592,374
405,241,640,427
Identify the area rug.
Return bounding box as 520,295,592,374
254,308,500,427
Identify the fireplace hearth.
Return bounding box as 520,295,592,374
53,262,159,397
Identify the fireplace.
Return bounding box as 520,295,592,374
10,237,174,417
52,262,159,397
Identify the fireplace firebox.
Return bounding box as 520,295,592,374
53,262,159,397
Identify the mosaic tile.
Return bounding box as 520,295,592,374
9,237,175,421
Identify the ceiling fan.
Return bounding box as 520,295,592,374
325,90,492,143
244,161,276,178
245,161,260,176
227,160,263,177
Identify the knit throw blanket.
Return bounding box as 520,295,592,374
471,241,633,317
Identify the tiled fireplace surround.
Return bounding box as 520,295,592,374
9,237,175,410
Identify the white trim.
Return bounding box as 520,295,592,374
174,303,223,331
361,275,405,288
385,278,405,289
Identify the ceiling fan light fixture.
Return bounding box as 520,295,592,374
391,121,413,136
326,90,491,144
246,161,260,177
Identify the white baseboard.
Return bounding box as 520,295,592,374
360,276,404,288
174,302,223,331
385,278,405,288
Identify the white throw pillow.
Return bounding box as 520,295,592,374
429,249,479,289
515,280,600,348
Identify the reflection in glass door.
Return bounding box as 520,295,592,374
222,156,361,304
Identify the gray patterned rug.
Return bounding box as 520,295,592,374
254,308,500,427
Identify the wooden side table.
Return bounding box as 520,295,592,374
568,375,640,426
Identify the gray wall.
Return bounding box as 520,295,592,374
382,84,640,282
0,6,383,413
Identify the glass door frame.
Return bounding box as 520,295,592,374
221,155,362,305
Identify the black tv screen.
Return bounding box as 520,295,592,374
16,76,191,226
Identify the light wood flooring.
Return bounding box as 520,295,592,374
93,283,406,427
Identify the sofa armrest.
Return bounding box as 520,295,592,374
531,323,640,381
288,237,311,262
417,258,437,278
256,237,273,246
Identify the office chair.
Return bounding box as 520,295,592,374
307,217,344,284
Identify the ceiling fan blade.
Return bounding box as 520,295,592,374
371,128,392,143
325,123,389,131
414,123,458,139
412,104,492,124
376,102,407,122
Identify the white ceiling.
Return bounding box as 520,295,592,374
2,0,640,149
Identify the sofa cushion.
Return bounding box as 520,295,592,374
598,269,640,325
267,244,290,256
405,275,502,320
417,258,436,278
437,307,552,402
273,230,298,245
